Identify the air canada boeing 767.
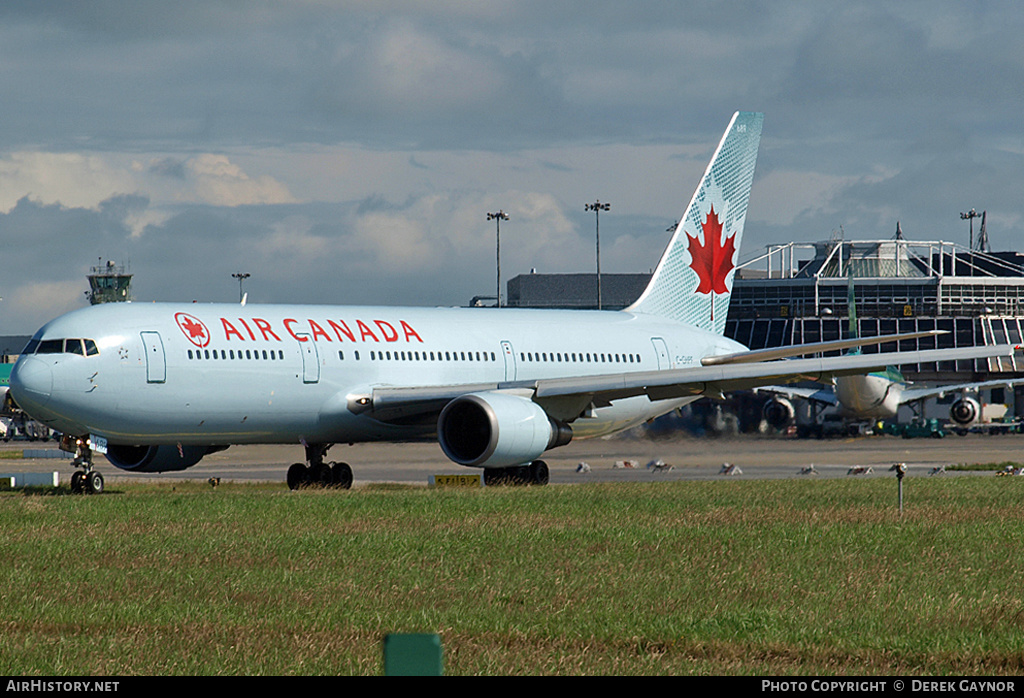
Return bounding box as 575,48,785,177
9,113,1019,492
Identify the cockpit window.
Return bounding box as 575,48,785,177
27,338,99,356
37,339,64,354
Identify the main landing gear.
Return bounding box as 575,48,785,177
483,460,549,486
287,443,353,490
65,436,104,495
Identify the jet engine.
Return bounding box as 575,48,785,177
762,397,796,429
949,396,981,426
104,444,227,472
437,392,572,468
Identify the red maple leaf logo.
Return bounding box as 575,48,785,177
175,312,210,348
686,204,736,295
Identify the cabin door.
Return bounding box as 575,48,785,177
297,333,320,383
501,340,517,381
141,332,166,383
651,337,671,370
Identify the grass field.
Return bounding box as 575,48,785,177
2,476,1024,676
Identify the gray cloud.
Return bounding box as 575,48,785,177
0,1,1022,333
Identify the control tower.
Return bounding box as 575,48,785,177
86,259,132,304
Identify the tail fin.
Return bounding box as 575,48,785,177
627,111,763,334
848,271,905,381
847,273,859,345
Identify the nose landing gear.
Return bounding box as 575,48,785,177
65,436,104,494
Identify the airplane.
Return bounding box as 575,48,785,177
9,112,1020,493
758,278,1024,432
759,367,1023,433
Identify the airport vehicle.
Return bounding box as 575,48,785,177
9,112,1019,492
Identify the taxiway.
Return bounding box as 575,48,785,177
4,432,1023,487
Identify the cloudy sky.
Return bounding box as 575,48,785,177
2,1,1022,334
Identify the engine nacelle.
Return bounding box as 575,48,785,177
104,444,225,473
949,396,981,426
438,392,572,468
762,397,796,429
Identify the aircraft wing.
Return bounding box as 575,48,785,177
898,378,1024,405
699,330,945,365
363,343,1019,423
752,385,839,406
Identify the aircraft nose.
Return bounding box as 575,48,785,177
10,356,53,412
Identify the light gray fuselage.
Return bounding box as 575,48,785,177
11,301,745,447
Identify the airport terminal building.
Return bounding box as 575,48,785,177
506,235,1024,427
726,238,1024,381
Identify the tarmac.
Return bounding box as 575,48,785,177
3,430,1024,487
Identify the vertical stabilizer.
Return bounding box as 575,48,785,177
627,112,763,334
847,273,859,343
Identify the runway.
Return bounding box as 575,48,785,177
4,431,1023,487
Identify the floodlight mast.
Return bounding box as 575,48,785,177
487,211,509,307
960,209,980,251
585,200,611,309
232,272,250,303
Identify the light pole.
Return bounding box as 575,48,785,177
961,209,980,251
232,272,250,303
487,211,509,307
585,200,610,309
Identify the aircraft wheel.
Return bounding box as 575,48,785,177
529,460,549,486
70,471,85,494
287,462,309,490
312,462,333,487
483,468,508,486
86,471,104,495
331,462,353,489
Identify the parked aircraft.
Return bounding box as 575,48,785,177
9,112,1019,492
759,279,1023,431
759,371,1022,432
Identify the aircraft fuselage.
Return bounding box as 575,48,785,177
12,301,744,448
833,373,903,419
